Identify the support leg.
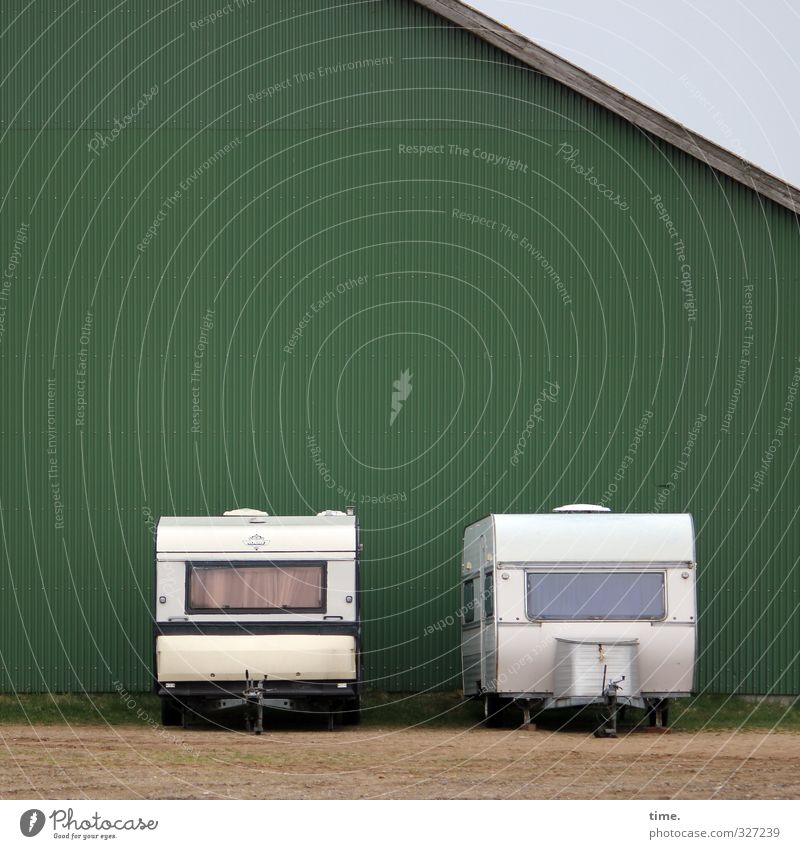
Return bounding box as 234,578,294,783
608,697,619,737
594,698,618,738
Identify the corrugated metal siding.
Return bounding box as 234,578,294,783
0,0,798,693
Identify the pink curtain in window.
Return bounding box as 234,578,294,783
190,565,323,609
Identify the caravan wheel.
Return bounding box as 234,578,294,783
160,697,183,727
483,694,504,727
341,697,361,726
647,699,670,728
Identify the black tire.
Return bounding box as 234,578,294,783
483,694,504,728
341,698,361,725
647,699,670,728
160,697,182,727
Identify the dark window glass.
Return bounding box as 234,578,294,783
526,571,665,620
484,571,493,618
463,578,476,623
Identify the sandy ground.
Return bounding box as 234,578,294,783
1,723,798,800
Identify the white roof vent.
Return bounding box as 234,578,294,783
552,504,611,513
223,508,270,517
317,510,347,517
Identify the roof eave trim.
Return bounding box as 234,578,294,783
414,0,800,215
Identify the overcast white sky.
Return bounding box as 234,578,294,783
468,0,800,187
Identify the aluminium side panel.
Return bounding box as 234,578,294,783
461,516,491,694
480,517,498,691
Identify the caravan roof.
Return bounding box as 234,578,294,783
488,513,695,563
157,514,357,555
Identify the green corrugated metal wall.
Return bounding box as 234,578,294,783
1,0,798,694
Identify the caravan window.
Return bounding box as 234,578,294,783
463,578,476,623
187,561,325,613
526,571,665,620
484,571,493,617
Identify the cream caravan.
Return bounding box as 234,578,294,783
154,508,361,731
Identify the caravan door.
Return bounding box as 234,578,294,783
479,535,497,691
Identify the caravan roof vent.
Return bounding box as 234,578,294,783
222,508,270,517
317,510,347,517
552,504,611,513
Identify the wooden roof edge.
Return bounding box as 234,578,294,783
414,0,800,215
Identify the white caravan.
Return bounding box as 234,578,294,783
461,506,696,729
154,508,361,730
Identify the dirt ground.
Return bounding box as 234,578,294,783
1,723,798,800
